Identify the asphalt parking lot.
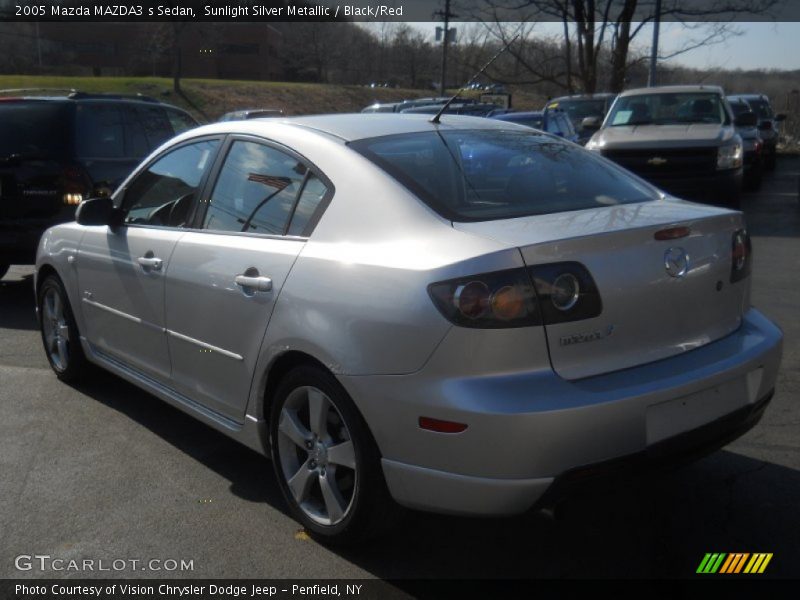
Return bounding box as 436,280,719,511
1,158,798,583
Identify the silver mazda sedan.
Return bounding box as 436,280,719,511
36,114,783,543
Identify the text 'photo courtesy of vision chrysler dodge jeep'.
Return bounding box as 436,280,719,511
586,85,747,209
35,114,782,543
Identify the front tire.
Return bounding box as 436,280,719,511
269,365,397,544
0,263,8,280
38,274,89,383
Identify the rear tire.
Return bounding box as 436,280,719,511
0,263,8,280
269,365,399,545
38,274,89,383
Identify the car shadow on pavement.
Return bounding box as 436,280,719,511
66,367,800,579
68,368,289,511
0,274,37,331
344,449,800,581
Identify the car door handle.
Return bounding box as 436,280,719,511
235,275,273,292
137,256,163,271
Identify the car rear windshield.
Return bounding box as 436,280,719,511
608,92,730,126
550,99,607,123
744,98,773,119
351,129,659,222
0,101,70,159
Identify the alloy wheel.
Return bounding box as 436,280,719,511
276,386,357,526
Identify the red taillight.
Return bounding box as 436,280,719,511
428,268,540,328
419,417,468,434
428,263,602,328
754,141,762,154
654,226,691,241
731,229,752,283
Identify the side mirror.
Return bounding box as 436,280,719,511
775,113,787,122
734,112,758,127
75,197,122,227
581,116,602,131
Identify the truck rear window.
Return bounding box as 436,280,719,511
0,101,70,159
351,129,658,222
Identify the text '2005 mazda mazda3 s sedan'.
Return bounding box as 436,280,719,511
35,114,783,543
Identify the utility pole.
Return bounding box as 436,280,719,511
434,0,456,96
648,0,662,87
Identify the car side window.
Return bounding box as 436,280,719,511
203,141,307,235
75,103,125,159
166,108,198,134
124,105,174,157
287,174,329,236
121,139,219,227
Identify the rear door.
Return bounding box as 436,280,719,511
77,138,221,382
164,136,332,421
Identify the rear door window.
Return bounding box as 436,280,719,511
75,103,125,158
202,141,307,235
287,174,329,236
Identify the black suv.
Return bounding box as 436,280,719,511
0,92,198,277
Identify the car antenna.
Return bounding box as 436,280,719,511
430,33,520,125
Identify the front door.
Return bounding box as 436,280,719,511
77,138,221,382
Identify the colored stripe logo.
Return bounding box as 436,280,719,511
697,553,773,574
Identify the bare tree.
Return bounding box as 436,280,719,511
475,0,779,93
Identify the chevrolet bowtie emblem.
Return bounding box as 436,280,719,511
647,157,668,166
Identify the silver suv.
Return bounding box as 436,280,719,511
587,85,745,208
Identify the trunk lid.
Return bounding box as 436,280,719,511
455,199,748,380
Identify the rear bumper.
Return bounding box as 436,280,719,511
344,308,782,516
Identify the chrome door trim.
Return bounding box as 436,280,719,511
81,298,165,333
166,329,244,361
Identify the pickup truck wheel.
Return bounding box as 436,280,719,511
0,264,8,280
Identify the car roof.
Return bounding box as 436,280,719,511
494,111,544,119
619,85,724,97
0,94,190,113
549,93,616,102
187,113,522,143
728,93,769,101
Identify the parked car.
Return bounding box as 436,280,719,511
361,102,401,113
586,85,745,208
401,102,500,117
491,110,579,143
0,92,198,277
544,93,617,144
727,94,785,170
36,114,781,543
219,109,283,121
362,97,478,114
727,97,764,190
